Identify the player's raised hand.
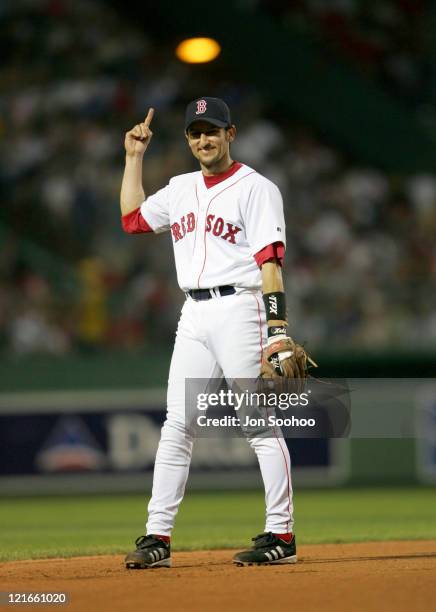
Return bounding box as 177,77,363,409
125,108,154,156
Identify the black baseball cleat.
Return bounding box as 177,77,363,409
233,532,297,566
125,535,171,569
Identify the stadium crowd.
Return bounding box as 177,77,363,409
1,0,435,356
260,0,429,106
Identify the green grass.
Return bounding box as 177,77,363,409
0,488,435,561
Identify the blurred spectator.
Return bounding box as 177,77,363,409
76,258,108,352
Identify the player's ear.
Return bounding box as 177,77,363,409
227,125,236,143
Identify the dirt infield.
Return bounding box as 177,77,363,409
1,541,436,612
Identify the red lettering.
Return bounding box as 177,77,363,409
213,217,224,236
187,212,195,232
221,223,242,244
180,216,186,236
171,222,183,242
206,214,215,232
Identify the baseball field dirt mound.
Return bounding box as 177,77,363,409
1,541,435,612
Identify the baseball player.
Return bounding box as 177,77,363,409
121,97,303,567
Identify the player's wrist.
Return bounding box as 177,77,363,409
267,325,289,346
263,292,287,324
267,324,287,335
268,320,287,328
125,151,145,161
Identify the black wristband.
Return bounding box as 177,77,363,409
268,325,287,338
263,292,286,321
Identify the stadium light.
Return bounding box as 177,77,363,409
176,37,221,64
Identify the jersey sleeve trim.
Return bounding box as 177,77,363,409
121,207,153,234
254,241,285,268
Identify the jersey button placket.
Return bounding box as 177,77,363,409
192,194,207,279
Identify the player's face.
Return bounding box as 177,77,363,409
186,121,235,169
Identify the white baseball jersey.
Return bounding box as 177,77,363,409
139,164,286,291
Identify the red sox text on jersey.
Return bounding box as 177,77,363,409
171,214,242,244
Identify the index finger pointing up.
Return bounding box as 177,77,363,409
144,107,154,126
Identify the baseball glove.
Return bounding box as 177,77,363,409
260,337,317,384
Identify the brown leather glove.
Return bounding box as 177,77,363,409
261,337,317,381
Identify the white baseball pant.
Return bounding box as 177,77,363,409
146,289,294,535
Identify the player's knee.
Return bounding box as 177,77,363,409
161,417,195,442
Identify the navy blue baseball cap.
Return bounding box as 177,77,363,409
185,97,232,131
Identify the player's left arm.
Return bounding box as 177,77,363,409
260,259,292,376
246,178,315,377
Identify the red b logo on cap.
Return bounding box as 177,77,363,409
196,99,207,115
